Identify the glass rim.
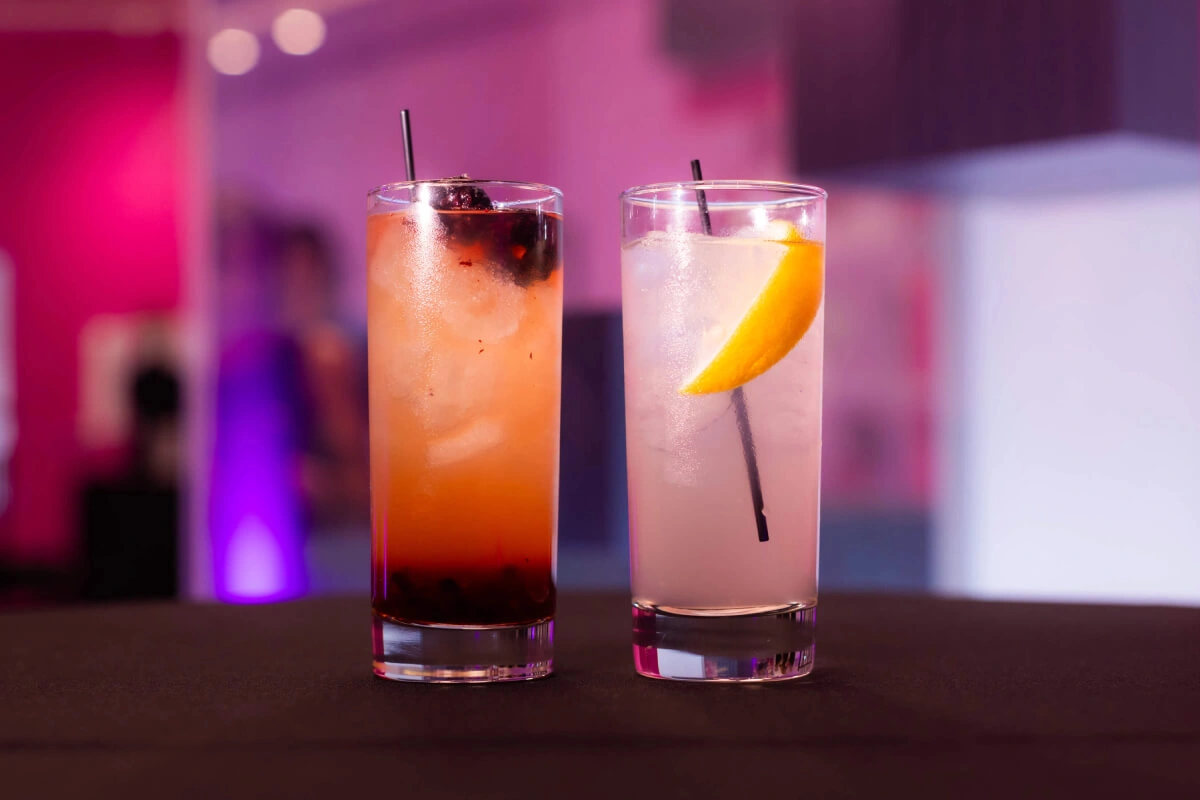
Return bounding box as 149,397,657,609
368,178,562,204
621,179,826,206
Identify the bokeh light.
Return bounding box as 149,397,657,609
207,28,259,76
271,9,326,56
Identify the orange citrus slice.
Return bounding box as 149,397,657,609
679,224,824,395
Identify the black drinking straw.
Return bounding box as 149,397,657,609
400,109,416,181
691,159,770,543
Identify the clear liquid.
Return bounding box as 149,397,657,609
621,231,823,612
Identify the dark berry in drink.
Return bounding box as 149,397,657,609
430,184,493,211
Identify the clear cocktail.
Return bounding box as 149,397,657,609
620,181,826,681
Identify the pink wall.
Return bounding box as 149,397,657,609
0,32,184,564
214,0,789,314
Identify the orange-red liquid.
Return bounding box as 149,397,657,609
367,207,561,626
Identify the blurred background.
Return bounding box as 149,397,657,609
1,0,1197,609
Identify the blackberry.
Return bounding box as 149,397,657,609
500,211,559,286
429,183,493,211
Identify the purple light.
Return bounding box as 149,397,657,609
225,515,287,600
209,331,306,603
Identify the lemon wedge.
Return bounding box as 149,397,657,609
679,224,824,395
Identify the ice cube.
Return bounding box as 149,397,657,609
427,418,504,467
627,364,734,487
749,305,824,446
408,349,503,434
438,260,526,341
733,218,795,242
383,339,427,400
663,392,734,486
368,209,445,301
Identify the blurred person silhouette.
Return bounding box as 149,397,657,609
209,198,309,600
208,202,367,600
277,224,369,533
80,319,181,600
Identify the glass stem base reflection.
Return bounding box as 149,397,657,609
632,602,815,682
372,613,553,683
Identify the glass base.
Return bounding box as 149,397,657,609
632,602,815,682
372,612,553,683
